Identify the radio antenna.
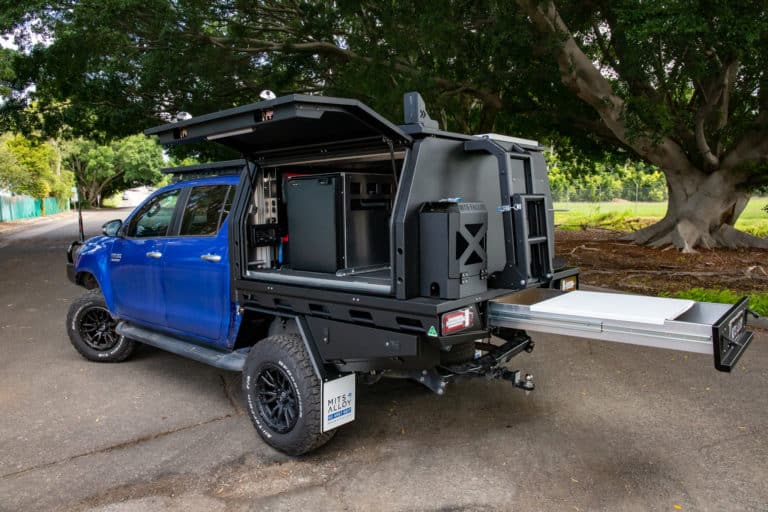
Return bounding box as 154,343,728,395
77,190,85,242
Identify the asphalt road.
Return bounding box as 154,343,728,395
1,210,766,511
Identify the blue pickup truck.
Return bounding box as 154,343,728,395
66,93,754,455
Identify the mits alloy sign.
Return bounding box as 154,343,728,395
322,374,356,432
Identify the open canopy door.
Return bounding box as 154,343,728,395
145,95,411,157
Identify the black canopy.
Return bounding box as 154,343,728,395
145,95,411,156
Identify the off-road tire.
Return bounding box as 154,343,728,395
242,334,336,456
67,289,136,362
440,341,477,364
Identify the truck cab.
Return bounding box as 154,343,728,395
65,92,755,456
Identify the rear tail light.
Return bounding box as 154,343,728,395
441,307,474,335
560,276,577,292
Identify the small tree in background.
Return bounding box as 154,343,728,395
65,135,165,207
0,133,73,205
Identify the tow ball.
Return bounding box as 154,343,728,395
494,369,535,393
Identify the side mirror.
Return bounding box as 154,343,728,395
102,219,123,237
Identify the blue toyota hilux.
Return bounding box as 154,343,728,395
65,93,755,456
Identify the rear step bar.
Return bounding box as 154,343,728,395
488,289,754,372
116,322,247,371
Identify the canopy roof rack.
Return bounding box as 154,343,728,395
161,160,245,181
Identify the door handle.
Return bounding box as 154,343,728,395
146,251,163,259
201,254,222,263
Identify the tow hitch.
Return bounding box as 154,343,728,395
385,333,535,394
496,369,535,392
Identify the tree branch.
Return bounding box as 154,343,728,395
720,122,768,173
590,22,619,73
715,60,738,154
515,0,701,178
95,169,125,195
694,59,739,169
199,34,504,110
694,102,720,169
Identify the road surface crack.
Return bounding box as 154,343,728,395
0,414,233,481
220,373,245,416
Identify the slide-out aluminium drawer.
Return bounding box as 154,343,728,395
488,288,753,372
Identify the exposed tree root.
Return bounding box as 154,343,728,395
714,225,768,249
648,233,672,248
624,216,675,245
628,218,768,251
569,244,601,255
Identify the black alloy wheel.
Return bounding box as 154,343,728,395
78,306,121,351
242,333,336,455
67,289,136,363
255,363,300,434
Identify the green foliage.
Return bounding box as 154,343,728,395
0,1,550,141
4,134,55,197
0,47,15,98
3,2,765,163
0,135,22,190
64,135,165,207
738,221,768,238
664,288,768,317
0,133,71,199
546,147,667,202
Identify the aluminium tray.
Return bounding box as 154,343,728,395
488,288,753,371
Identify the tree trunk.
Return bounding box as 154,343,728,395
629,169,768,252
477,102,500,133
82,185,99,208
514,0,768,252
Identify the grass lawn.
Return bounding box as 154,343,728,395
663,288,768,316
554,196,768,236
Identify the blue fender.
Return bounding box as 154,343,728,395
74,236,119,312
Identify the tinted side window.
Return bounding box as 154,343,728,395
179,185,231,236
128,189,180,238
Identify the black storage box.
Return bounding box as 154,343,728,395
419,201,488,299
286,173,393,273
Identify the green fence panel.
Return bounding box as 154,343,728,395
0,195,66,221
42,197,69,215
0,197,10,221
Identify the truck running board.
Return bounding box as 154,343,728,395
488,289,753,372
116,322,247,372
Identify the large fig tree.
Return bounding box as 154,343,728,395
515,1,768,250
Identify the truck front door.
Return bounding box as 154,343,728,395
161,184,232,345
111,188,181,326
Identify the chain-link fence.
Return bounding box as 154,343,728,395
551,184,668,203
552,187,768,234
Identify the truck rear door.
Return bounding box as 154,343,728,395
161,184,233,345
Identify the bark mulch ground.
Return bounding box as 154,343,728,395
555,229,768,296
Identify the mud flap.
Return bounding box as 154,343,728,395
321,373,356,432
